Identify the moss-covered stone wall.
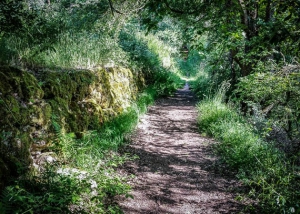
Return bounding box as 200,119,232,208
0,66,144,190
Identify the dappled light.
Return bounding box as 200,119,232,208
117,86,246,213
1,0,299,213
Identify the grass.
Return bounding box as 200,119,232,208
0,15,185,212
0,32,129,69
0,85,159,214
0,62,185,213
32,32,129,69
0,67,184,213
197,86,300,213
0,6,185,213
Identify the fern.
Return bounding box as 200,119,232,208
51,114,63,143
0,187,13,214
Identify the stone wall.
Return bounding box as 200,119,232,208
0,66,144,190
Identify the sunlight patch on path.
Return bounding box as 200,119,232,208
117,86,245,214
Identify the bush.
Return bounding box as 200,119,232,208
234,69,300,144
197,87,300,213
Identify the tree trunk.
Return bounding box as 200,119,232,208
236,0,259,76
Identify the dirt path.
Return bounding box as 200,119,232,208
117,84,245,213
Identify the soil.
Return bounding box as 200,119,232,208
117,84,248,214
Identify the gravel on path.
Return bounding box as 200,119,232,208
117,84,247,214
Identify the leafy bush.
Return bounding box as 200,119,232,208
197,86,300,213
0,3,185,213
177,50,204,77
28,32,129,69
0,165,86,213
234,68,300,143
152,71,183,96
119,20,184,95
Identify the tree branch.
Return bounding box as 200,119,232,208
265,0,272,22
164,1,201,15
238,0,248,26
108,0,124,16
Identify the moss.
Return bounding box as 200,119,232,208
40,70,95,134
47,99,69,132
0,66,43,100
0,67,47,182
2,154,25,177
41,72,76,100
0,67,45,128
29,102,51,127
40,69,96,101
16,133,32,164
0,65,143,187
69,70,96,100
3,95,21,122
21,71,44,100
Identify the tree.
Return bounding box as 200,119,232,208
144,0,300,77
0,0,26,34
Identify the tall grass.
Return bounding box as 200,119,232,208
31,32,129,69
0,32,129,69
197,84,300,213
0,13,185,213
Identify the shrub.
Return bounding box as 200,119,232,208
197,87,300,213
234,69,300,144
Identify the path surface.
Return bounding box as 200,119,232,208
117,84,245,213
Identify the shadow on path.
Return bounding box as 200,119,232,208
117,85,246,214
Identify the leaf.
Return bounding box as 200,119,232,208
125,193,134,199
284,13,292,21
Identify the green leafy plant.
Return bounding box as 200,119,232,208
197,85,300,213
233,69,300,143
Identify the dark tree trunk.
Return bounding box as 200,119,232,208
229,50,237,85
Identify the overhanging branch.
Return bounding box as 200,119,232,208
108,0,124,16
164,1,201,15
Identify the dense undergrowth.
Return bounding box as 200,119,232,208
190,30,300,213
0,18,184,209
0,1,185,212
0,80,182,213
196,84,300,213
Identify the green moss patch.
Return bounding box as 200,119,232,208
0,66,142,189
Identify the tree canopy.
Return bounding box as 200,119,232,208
0,0,300,213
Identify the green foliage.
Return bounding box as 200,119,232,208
197,86,300,213
0,85,161,213
136,87,156,114
0,5,185,212
233,69,300,141
0,162,132,213
190,71,212,100
177,50,204,77
27,32,129,69
188,34,236,99
0,0,142,67
152,71,183,96
0,163,84,213
119,18,184,94
119,20,177,75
